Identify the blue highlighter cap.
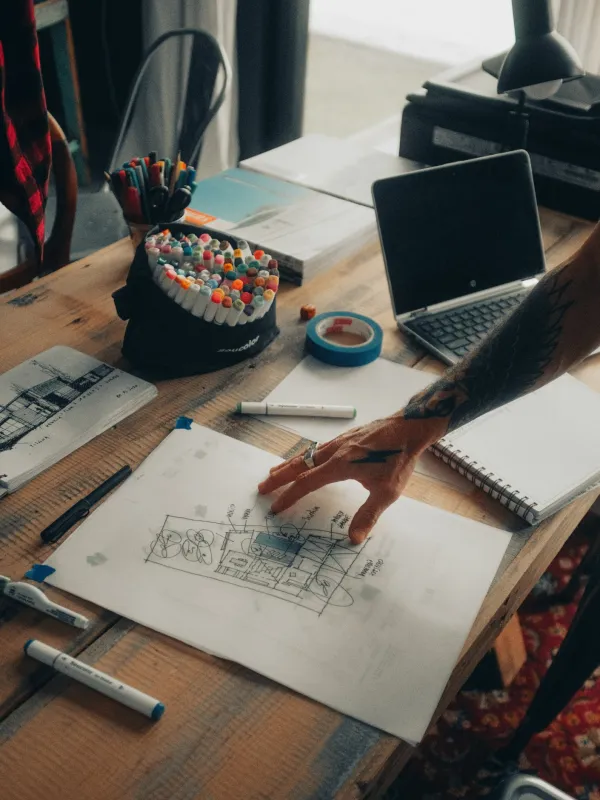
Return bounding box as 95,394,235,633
24,639,34,653
152,702,165,721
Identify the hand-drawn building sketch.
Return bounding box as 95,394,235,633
0,361,114,451
147,514,367,615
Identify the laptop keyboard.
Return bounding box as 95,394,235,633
406,291,527,359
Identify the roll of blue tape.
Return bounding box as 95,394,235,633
305,312,383,367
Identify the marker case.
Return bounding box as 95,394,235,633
112,222,279,378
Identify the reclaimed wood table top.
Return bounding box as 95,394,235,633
0,208,597,799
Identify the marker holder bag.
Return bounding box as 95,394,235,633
112,222,279,378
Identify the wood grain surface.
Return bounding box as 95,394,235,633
0,211,596,800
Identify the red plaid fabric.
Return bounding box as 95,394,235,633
0,0,51,262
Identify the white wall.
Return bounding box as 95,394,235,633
556,0,600,73
311,0,600,72
309,0,515,65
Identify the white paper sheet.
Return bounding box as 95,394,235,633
263,356,434,440
46,424,510,744
262,356,466,488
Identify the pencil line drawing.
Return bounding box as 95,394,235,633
147,514,368,615
0,360,115,451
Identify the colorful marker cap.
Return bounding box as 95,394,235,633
254,277,266,288
222,296,233,308
240,292,252,305
254,249,265,260
231,279,243,291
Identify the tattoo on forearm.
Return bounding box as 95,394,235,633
404,269,574,432
352,449,404,464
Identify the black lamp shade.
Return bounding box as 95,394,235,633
497,0,584,94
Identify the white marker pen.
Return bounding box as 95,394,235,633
0,576,89,629
182,282,200,311
24,640,165,721
236,402,357,418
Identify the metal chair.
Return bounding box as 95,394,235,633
70,28,231,261
0,112,77,293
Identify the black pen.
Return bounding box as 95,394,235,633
41,466,132,544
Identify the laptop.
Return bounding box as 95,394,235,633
372,150,545,364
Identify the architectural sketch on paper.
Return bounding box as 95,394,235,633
0,360,114,451
147,512,369,615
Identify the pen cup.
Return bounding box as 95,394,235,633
126,221,153,250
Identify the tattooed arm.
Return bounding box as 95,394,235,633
259,224,600,543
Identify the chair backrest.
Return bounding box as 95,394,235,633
108,28,231,172
0,112,77,294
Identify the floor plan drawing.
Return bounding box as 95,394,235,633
147,513,368,615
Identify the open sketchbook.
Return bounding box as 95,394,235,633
45,423,510,744
0,346,156,497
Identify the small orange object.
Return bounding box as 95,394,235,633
254,249,265,261
231,279,244,291
300,304,317,321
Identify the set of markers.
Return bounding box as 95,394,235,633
145,228,278,327
106,152,196,225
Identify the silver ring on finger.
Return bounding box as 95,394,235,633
303,442,319,470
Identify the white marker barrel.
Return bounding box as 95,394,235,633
24,640,164,720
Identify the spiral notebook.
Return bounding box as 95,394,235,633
431,373,600,524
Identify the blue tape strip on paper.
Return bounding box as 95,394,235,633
24,564,56,583
305,312,383,367
175,416,193,430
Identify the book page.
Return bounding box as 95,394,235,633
46,424,510,744
0,346,156,489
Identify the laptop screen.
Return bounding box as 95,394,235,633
372,151,545,316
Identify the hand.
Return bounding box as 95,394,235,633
258,413,444,545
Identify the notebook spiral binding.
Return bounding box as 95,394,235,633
431,439,539,524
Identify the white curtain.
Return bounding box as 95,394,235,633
555,0,600,73
119,0,238,177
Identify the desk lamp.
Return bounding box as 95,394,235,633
492,0,584,147
498,0,584,99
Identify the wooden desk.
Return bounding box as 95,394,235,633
0,210,597,799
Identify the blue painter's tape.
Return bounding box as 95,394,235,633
305,312,383,367
24,564,56,583
175,416,193,430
